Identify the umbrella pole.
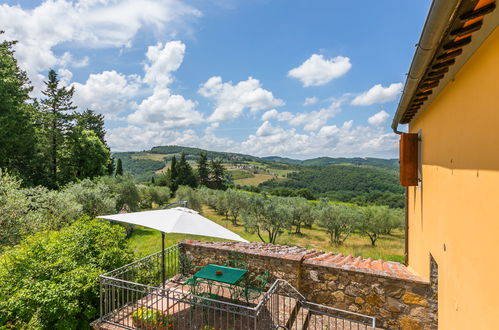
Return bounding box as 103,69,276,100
161,232,165,289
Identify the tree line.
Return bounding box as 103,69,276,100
154,152,227,193
183,187,404,246
1,34,114,189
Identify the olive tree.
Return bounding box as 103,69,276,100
284,197,314,234
357,205,400,246
242,195,291,244
225,189,249,225
315,201,359,245
175,185,202,212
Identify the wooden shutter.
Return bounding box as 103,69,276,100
399,133,419,186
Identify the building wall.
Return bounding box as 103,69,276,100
407,27,499,329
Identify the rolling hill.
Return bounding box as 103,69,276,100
113,145,403,207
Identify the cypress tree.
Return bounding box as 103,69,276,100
197,152,210,187
115,158,123,176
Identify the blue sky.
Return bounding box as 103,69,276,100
1,0,430,158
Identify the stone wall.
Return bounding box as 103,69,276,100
180,241,437,329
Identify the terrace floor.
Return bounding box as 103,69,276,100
92,279,377,330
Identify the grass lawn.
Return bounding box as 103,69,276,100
234,173,275,186
128,205,405,263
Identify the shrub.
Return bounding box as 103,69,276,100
0,218,133,329
131,307,173,329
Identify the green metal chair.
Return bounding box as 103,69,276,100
240,270,270,304
224,251,248,270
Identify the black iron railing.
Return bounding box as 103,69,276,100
98,244,376,329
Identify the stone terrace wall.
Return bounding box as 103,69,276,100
180,241,437,329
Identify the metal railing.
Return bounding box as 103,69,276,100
98,245,376,329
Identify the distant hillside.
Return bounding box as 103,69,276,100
149,145,264,163
113,146,402,207
262,156,399,170
259,164,404,208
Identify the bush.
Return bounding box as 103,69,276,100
0,218,133,329
62,179,117,218
131,307,173,329
175,185,202,212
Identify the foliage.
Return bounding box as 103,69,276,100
283,197,314,234
196,152,210,187
0,218,133,329
131,307,173,329
115,158,123,176
260,164,404,207
0,35,39,186
209,158,226,190
138,185,171,209
242,195,291,244
356,205,403,246
175,185,202,212
315,201,359,245
97,175,140,211
62,179,116,218
224,189,249,225
176,153,197,188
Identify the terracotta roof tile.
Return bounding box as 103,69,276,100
182,241,427,283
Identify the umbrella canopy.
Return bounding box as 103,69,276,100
98,207,248,243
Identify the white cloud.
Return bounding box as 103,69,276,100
199,76,285,122
351,83,403,106
238,119,397,158
303,96,318,106
73,70,141,117
128,88,203,128
260,101,341,131
288,54,351,87
368,110,390,126
0,0,201,92
107,125,237,152
143,41,186,88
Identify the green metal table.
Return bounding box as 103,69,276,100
189,264,247,302
194,264,247,284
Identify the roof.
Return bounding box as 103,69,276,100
183,241,427,283
392,0,497,128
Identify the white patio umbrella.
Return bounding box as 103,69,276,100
98,205,248,286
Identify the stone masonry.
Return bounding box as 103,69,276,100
180,241,437,329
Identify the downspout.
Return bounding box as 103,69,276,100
392,0,462,134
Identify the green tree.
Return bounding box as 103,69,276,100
197,152,210,187
0,35,39,185
0,218,133,329
209,158,226,190
168,156,179,193
225,189,248,225
62,179,116,218
175,185,202,212
285,197,314,234
177,153,197,188
40,69,77,187
64,128,111,181
357,205,401,246
315,201,358,245
115,158,124,176
242,195,291,244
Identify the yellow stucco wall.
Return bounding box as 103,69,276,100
407,27,499,329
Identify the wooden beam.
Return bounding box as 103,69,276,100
436,49,463,61
432,59,455,70
451,20,483,37
460,3,496,21
443,36,472,50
